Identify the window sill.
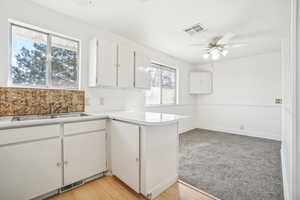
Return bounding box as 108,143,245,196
7,83,80,91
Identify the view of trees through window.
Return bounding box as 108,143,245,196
11,24,79,89
146,64,176,105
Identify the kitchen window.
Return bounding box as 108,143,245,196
146,63,177,105
10,23,80,89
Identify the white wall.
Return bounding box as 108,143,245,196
195,52,282,140
0,0,196,133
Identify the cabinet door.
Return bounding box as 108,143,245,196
111,120,140,192
134,52,151,89
89,38,117,87
64,131,106,185
118,44,134,88
89,38,118,87
88,38,98,87
98,40,118,87
0,138,62,200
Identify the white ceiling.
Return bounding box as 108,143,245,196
28,0,290,65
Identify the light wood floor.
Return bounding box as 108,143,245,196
48,176,220,200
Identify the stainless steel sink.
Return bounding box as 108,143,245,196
12,113,90,121
51,113,89,119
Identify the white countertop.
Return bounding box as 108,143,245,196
0,113,108,129
109,111,187,126
0,111,188,129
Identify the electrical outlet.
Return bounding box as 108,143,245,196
99,97,105,105
240,125,245,130
275,98,282,104
85,98,91,106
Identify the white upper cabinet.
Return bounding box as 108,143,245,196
88,38,98,87
190,72,213,94
134,51,151,89
117,44,134,88
89,38,118,87
89,38,150,89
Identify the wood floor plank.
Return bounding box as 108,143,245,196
47,176,218,200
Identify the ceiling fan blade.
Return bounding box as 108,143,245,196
190,43,207,46
190,44,209,48
217,32,236,45
225,43,248,48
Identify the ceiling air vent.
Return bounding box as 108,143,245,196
184,23,207,36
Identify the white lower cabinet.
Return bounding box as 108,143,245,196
0,119,107,200
0,137,62,200
111,120,179,200
111,120,140,193
63,131,107,185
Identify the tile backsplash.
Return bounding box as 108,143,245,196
0,87,85,117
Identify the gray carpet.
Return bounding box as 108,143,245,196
179,129,283,200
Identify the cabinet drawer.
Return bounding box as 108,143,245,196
64,120,105,135
0,124,60,146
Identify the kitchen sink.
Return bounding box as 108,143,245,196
12,113,90,121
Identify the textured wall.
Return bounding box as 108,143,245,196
0,87,84,116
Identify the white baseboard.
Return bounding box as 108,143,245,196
196,126,281,141
179,127,195,134
148,176,178,199
281,148,289,200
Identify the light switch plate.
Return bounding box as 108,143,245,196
99,97,105,105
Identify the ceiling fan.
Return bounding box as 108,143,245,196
191,33,247,61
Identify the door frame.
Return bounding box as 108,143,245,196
288,0,298,199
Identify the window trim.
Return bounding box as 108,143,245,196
146,62,177,106
8,21,81,90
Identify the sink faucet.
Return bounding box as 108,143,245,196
49,103,54,114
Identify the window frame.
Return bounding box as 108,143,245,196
8,22,81,90
146,62,177,106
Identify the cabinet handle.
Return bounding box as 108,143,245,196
56,162,62,167
136,158,139,162
64,161,69,165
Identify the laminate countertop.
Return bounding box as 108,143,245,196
109,111,187,126
0,111,188,129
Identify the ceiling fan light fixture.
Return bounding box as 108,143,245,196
211,49,219,56
212,53,220,60
221,49,229,56
203,53,209,60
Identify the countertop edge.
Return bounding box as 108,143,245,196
0,112,190,129
0,114,108,130
108,116,180,126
